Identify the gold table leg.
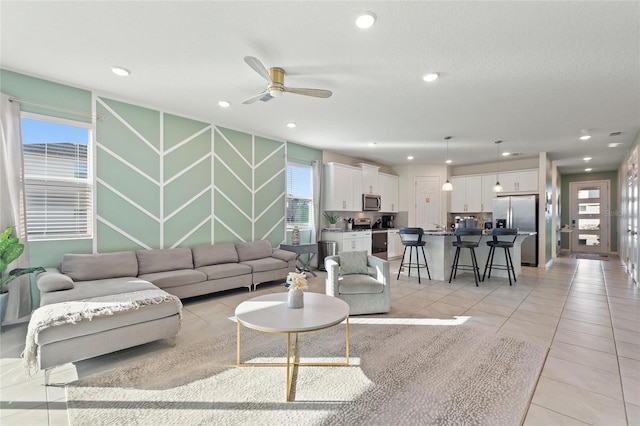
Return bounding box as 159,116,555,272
236,317,350,401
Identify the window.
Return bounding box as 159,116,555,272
21,114,93,240
286,163,313,228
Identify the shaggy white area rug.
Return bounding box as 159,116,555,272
66,321,547,425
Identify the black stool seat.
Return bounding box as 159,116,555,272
396,227,431,283
483,228,518,285
449,228,483,286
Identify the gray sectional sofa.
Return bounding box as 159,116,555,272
27,240,296,383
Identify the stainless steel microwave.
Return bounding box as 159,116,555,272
363,193,382,211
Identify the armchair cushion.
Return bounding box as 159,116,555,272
338,251,369,275
338,274,384,294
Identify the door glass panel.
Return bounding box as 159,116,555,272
578,203,600,214
578,233,600,246
578,218,600,230
578,189,600,199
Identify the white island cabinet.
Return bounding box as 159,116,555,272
387,229,403,259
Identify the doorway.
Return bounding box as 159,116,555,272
569,180,609,254
415,176,441,230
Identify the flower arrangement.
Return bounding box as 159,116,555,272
285,271,308,290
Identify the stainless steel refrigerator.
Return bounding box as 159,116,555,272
492,195,538,266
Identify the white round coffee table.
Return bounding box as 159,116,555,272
235,292,350,401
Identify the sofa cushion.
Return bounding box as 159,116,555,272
40,277,158,306
196,263,252,280
338,251,369,275
192,243,238,268
235,240,272,262
338,274,384,295
136,248,193,275
61,252,138,281
240,257,288,273
137,269,207,289
37,269,74,293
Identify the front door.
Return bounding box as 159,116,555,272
569,180,610,254
415,176,441,230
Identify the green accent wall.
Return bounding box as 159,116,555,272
0,69,92,123
559,171,618,251
2,69,322,308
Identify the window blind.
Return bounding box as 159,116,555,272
23,136,92,239
286,163,313,227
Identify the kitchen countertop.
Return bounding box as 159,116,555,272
321,228,395,233
423,230,537,236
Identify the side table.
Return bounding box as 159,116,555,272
280,243,317,277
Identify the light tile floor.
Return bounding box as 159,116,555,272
0,256,638,425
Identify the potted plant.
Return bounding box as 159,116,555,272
0,226,45,326
323,212,341,228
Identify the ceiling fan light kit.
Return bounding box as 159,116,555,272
242,56,332,104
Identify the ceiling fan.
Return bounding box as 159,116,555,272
242,56,332,104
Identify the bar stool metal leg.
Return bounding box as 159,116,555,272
420,246,431,280
397,246,408,280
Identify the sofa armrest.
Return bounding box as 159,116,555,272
36,268,75,293
367,255,390,287
271,248,297,262
324,255,341,297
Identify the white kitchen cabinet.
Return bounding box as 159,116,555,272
498,169,538,193
323,163,363,211
450,175,482,212
357,163,380,194
379,172,399,213
321,230,372,255
481,174,497,212
387,229,403,259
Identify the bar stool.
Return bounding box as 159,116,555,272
396,227,431,283
482,228,518,286
449,228,483,286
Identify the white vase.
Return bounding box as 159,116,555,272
287,288,304,309
329,223,336,228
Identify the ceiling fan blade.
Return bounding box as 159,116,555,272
244,56,272,83
283,87,332,98
242,90,269,104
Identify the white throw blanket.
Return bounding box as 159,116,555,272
22,289,182,376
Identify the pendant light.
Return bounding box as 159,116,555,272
493,140,504,192
442,136,453,191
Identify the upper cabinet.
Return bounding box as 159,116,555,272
357,163,380,194
450,175,482,212
481,174,497,212
379,172,399,212
323,163,363,211
498,169,538,193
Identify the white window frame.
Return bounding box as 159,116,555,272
21,112,94,241
286,162,314,230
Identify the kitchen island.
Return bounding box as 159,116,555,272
397,231,536,282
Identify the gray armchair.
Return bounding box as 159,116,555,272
325,254,391,315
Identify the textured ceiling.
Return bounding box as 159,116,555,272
1,1,638,174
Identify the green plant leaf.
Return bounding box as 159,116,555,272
1,240,24,265
0,226,14,242
2,266,46,288
0,259,7,275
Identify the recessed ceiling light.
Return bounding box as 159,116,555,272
502,152,510,157
422,73,439,82
585,168,593,172
355,12,376,29
218,100,230,108
445,159,452,164
111,66,130,77
583,157,592,161
608,142,621,148
286,122,297,128
579,135,591,141
368,142,377,147
407,155,414,160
